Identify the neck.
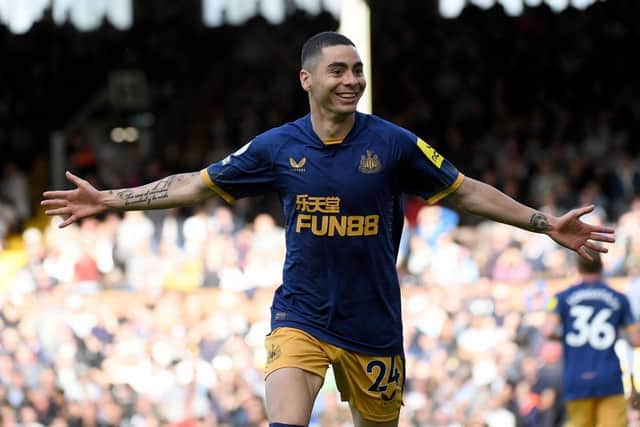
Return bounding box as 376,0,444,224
309,107,356,140
581,272,602,283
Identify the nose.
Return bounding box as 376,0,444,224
342,70,360,86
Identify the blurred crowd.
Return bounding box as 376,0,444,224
1,198,640,426
2,0,640,426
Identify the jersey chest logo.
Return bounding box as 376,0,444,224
289,157,307,172
358,150,382,174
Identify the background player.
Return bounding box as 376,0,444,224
543,248,640,427
42,32,615,427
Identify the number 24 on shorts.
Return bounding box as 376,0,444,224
366,356,402,400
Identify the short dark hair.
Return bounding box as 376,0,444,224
301,31,355,70
577,248,603,274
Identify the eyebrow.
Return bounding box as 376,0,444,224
327,61,363,69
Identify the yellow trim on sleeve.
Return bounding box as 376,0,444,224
426,173,465,205
200,169,235,204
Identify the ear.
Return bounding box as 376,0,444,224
300,69,311,92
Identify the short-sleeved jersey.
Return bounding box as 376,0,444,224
549,280,636,400
201,112,463,355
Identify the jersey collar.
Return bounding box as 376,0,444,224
302,112,367,148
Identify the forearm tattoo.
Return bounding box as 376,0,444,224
529,212,551,231
116,175,177,206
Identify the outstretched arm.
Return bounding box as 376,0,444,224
623,325,640,410
41,170,212,228
446,176,615,260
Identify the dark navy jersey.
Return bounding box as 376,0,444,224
549,280,636,400
201,112,462,355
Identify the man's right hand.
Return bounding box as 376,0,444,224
630,374,640,410
41,171,107,228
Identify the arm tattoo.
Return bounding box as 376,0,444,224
117,175,176,206
529,212,551,231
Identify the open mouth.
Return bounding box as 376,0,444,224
336,92,359,101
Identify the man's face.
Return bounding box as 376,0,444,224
300,44,366,116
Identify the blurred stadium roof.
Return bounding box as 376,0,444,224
0,0,605,34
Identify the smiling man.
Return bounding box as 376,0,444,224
42,31,615,427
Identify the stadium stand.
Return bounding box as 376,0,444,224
1,1,640,426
